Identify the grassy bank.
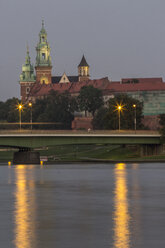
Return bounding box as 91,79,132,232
1,144,165,163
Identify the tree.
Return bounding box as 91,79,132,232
159,114,165,136
78,85,103,116
93,94,143,130
92,107,108,129
32,90,78,129
4,98,20,122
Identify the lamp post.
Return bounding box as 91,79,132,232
28,102,32,130
118,105,122,131
18,104,23,131
133,104,136,132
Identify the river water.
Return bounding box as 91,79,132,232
0,163,165,247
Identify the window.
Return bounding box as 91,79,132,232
42,53,45,60
26,87,30,94
42,36,45,42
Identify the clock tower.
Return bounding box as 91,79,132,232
35,20,52,84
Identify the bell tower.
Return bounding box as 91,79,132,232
35,20,52,84
19,46,35,102
78,55,90,82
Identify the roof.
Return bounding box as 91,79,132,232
121,78,163,84
52,76,62,84
78,55,89,67
104,78,165,94
68,76,79,82
30,77,109,97
29,77,165,98
52,76,79,84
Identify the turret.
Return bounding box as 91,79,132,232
78,55,90,82
19,46,35,102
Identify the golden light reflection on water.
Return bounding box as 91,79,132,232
13,165,37,248
113,163,130,248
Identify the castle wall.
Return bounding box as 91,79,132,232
127,90,165,116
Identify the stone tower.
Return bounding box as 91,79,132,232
19,46,35,102
78,55,90,82
35,20,52,84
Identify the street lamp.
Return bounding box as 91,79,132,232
133,104,136,132
17,104,23,130
28,102,32,130
115,103,124,131
117,105,122,131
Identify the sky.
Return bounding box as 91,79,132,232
1,0,165,100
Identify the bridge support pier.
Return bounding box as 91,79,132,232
13,148,40,165
140,144,163,157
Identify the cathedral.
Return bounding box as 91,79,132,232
19,21,90,102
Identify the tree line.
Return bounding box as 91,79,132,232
0,85,144,130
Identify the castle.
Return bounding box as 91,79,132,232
19,21,165,129
19,21,90,103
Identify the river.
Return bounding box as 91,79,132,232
0,163,165,247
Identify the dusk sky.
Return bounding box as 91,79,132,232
1,0,165,100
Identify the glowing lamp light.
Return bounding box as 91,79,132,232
115,103,125,131
18,104,22,110
17,103,24,130
133,104,137,131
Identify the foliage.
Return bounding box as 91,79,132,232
92,107,108,130
78,85,104,116
159,114,165,136
159,114,165,127
0,91,77,130
32,90,77,129
93,94,143,130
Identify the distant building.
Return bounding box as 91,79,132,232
19,21,165,130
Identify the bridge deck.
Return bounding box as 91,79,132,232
0,133,162,148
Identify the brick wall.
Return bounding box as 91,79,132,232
72,117,93,130
142,115,160,130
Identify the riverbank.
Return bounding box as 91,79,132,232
1,144,165,163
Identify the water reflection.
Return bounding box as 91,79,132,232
13,165,37,248
113,163,130,248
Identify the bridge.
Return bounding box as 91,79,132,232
0,133,162,148
0,132,163,163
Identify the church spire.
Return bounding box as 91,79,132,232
35,20,52,67
78,55,90,82
25,44,30,65
42,19,44,29
20,46,35,82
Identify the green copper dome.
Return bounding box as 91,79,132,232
19,46,35,82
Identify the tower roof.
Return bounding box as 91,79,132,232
78,55,89,67
40,20,47,35
25,45,30,65
19,46,35,82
